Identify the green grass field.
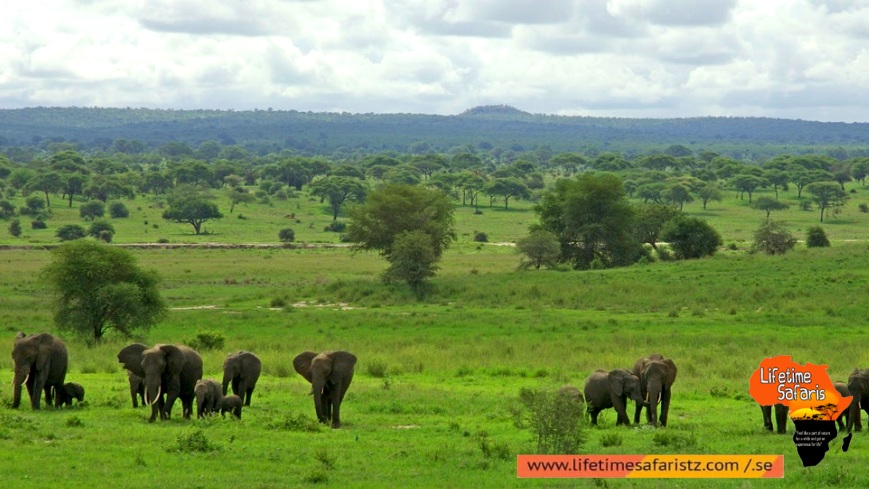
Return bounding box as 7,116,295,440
1,236,869,488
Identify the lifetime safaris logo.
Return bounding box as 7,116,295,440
749,356,853,467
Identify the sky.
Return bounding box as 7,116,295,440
3,0,869,122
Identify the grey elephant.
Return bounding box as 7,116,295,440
11,332,68,410
583,369,644,426
117,343,203,422
761,403,789,434
54,382,85,408
833,381,858,431
846,368,869,433
127,370,145,408
633,354,677,427
222,351,261,406
194,379,223,418
219,394,243,419
293,350,357,429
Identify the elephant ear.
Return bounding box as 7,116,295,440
34,334,56,371
663,359,677,385
293,351,318,384
328,351,357,382
608,370,625,397
159,345,186,375
117,343,148,378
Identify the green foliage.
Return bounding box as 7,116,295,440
473,231,488,243
516,230,561,270
268,413,322,432
366,359,389,378
169,428,221,453
347,183,456,261
23,195,46,215
751,221,797,255
8,219,21,237
660,216,722,260
516,387,586,455
805,181,849,222
161,185,223,234
88,220,115,240
0,200,15,219
309,176,366,220
536,173,642,269
108,201,129,218
56,224,87,241
79,201,105,221
599,432,623,448
41,240,166,343
278,228,295,242
382,230,440,289
323,221,347,232
750,197,789,221
31,218,47,229
184,330,225,351
859,203,869,213
806,226,831,248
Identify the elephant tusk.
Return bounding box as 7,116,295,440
147,386,162,406
22,373,29,386
644,392,649,403
657,393,662,404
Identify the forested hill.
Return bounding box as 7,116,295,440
2,106,868,159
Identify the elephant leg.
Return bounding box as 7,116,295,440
761,405,773,431
774,404,788,434
612,396,629,426
659,390,672,427
244,386,254,406
633,402,643,425
149,401,160,423
330,388,343,428
589,408,599,426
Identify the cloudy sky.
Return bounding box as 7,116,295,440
3,0,869,121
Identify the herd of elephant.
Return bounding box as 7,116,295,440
762,370,869,435
10,332,358,428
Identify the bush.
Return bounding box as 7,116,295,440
660,216,722,259
806,226,831,248
515,387,586,454
23,196,46,215
473,231,488,243
31,218,47,229
88,220,116,239
323,221,347,233
108,201,129,218
98,230,113,243
800,201,813,211
0,200,15,219
859,203,869,213
8,219,21,237
79,201,105,221
57,224,87,241
751,221,797,255
168,428,221,453
382,230,439,290
278,228,296,243
184,330,225,351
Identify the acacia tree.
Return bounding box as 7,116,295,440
536,173,642,269
660,216,722,260
309,176,366,220
346,184,456,287
696,182,723,209
162,185,223,234
751,197,789,222
42,240,166,344
485,177,530,209
805,181,849,222
516,230,561,270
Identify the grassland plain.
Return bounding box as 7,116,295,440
1,242,869,488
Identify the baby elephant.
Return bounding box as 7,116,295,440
55,382,85,408
194,379,223,418
584,369,644,426
219,395,243,419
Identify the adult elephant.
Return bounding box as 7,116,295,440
117,343,203,422
846,368,869,433
834,381,858,431
633,353,677,427
11,332,68,410
293,351,357,429
194,379,223,418
761,403,789,434
583,369,644,426
222,351,262,406
126,370,145,408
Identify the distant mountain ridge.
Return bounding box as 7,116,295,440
1,106,867,159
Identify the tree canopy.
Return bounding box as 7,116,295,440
162,185,223,234
42,240,166,343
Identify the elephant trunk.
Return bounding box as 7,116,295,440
11,370,29,409
222,375,231,396
313,380,326,423
647,382,662,427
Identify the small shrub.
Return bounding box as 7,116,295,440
108,201,129,218
859,203,869,213
278,228,296,243
66,416,83,428
800,201,813,211
88,220,115,239
516,387,586,454
9,219,21,237
473,231,488,243
270,297,287,308
56,224,87,241
366,359,389,378
156,238,169,244
600,433,623,448
31,218,47,230
98,230,113,243
185,330,225,351
0,200,15,219
302,469,329,484
751,221,796,255
79,201,105,221
169,428,220,453
268,413,321,432
806,226,831,248
314,448,337,470
323,221,347,233
477,432,512,461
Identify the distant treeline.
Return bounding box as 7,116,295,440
3,106,869,161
